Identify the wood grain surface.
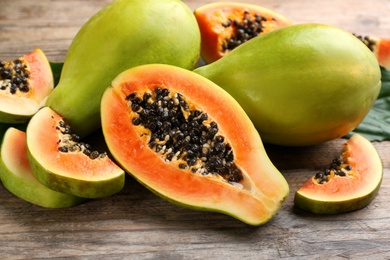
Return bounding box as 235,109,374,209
1,0,390,259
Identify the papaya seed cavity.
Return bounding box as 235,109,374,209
56,119,107,160
126,87,244,184
354,34,376,52
0,58,31,95
314,156,354,184
222,10,278,53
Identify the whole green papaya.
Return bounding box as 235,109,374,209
195,24,381,146
46,0,201,137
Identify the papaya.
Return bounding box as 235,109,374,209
355,34,390,70
194,2,292,64
26,107,125,199
0,49,53,123
0,122,27,143
100,63,289,226
45,0,201,138
194,24,382,146
294,134,383,214
0,127,86,208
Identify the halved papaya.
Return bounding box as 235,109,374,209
194,2,292,63
355,34,390,70
294,134,383,214
101,64,289,226
26,106,125,199
0,127,86,208
0,49,53,123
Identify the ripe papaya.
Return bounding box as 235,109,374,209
0,49,53,123
0,127,86,208
195,24,381,146
194,2,292,63
100,63,289,226
294,134,383,214
0,122,27,142
45,0,201,138
26,107,125,199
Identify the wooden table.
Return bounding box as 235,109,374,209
1,0,389,258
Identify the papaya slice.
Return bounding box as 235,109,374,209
0,49,53,123
26,107,125,199
101,64,289,226
355,34,390,70
294,134,383,214
0,127,86,208
194,2,292,63
0,122,27,141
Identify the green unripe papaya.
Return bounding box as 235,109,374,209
46,0,201,137
195,24,381,146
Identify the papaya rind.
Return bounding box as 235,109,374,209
0,106,38,124
27,150,125,199
0,127,86,208
129,173,287,226
294,182,381,214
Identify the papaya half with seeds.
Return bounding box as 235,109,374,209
0,128,86,208
0,49,53,124
26,107,125,199
194,2,292,64
101,64,289,226
195,24,382,146
355,34,390,70
294,134,383,214
45,0,201,138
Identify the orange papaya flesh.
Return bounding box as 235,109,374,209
101,64,289,226
0,49,54,123
26,106,125,199
194,2,292,64
294,134,383,214
355,34,390,70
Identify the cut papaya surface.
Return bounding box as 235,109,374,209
194,2,292,63
101,64,289,226
0,49,53,123
294,134,383,214
0,127,86,208
26,106,125,199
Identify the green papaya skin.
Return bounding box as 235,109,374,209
45,0,201,138
194,24,381,146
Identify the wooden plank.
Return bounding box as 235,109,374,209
0,0,389,258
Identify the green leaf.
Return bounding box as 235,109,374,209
346,67,390,141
